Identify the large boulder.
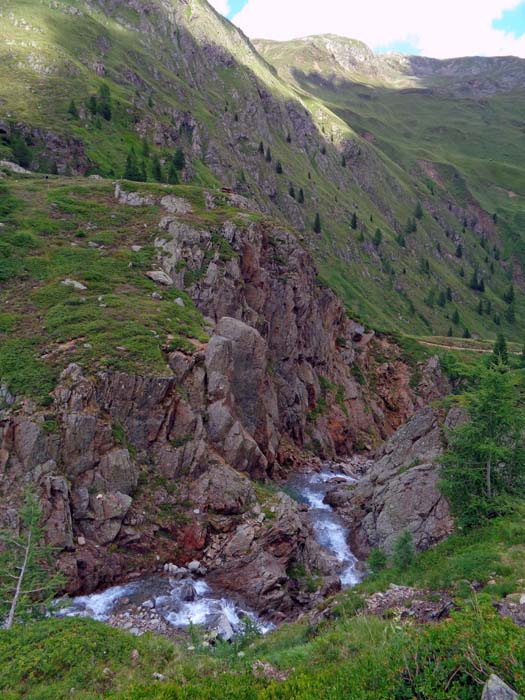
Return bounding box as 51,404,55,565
205,317,279,477
482,675,518,700
340,407,454,557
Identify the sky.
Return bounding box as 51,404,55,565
209,0,525,58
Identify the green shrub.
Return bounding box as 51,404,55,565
392,531,415,571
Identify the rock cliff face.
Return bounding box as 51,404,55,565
326,406,462,558
0,189,449,610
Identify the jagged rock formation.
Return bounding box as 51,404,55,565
0,188,448,609
326,406,462,557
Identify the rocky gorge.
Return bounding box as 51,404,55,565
0,184,452,623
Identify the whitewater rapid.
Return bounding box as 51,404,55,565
56,465,361,633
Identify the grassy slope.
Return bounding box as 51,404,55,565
255,38,525,340
1,2,524,340
0,173,261,399
2,504,525,699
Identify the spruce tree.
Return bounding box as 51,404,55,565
492,334,509,366
505,303,516,325
298,188,304,204
265,147,272,163
313,213,321,234
68,100,79,118
414,201,423,220
503,285,515,305
87,95,97,116
446,286,453,302
289,184,296,199
441,367,525,528
142,140,150,159
173,147,185,171
97,83,112,121
463,327,471,339
373,228,382,247
452,309,460,325
151,155,162,182
258,141,264,155
167,158,179,185
351,212,358,230
438,291,447,307
275,160,283,174
0,492,64,629
123,147,141,181
341,154,346,167
10,132,31,168
455,243,463,258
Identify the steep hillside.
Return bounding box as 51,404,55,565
1,2,524,338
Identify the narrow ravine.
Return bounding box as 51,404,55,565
287,466,361,587
57,464,361,636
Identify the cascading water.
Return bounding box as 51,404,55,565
287,467,361,587
56,465,361,634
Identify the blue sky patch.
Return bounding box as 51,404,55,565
375,39,421,55
493,2,525,38
228,0,249,19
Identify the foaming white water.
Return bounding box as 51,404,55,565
288,467,362,588
57,575,270,635
56,582,140,621
167,596,240,628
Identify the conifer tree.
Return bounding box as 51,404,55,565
455,243,463,258
173,147,185,171
265,147,272,163
373,228,382,247
68,100,79,118
275,160,283,174
414,201,423,220
151,155,162,182
491,333,509,366
351,212,358,230
441,367,525,527
123,147,141,181
167,158,179,185
10,132,31,168
505,303,516,325
298,188,304,204
258,141,264,155
289,184,296,199
97,83,112,121
87,95,97,116
452,309,460,325
313,212,321,234
0,493,64,630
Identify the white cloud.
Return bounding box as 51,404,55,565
209,0,230,16
230,0,525,58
